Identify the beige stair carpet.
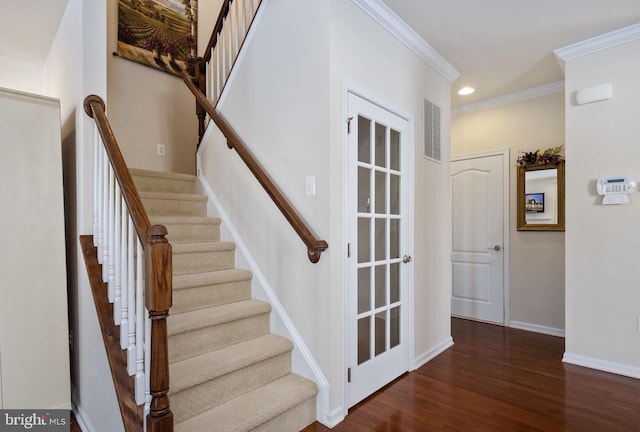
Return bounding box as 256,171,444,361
130,168,317,431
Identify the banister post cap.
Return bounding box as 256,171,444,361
83,95,105,118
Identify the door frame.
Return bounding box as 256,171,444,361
451,149,511,326
342,87,415,410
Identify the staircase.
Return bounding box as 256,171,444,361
130,168,318,432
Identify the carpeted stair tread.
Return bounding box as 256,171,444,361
173,269,252,292
168,299,271,337
151,216,221,243
171,241,235,253
130,167,196,182
170,334,293,394
151,215,221,225
171,269,253,315
174,373,318,432
130,168,196,194
139,190,207,202
140,190,207,218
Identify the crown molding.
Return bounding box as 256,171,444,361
351,0,459,82
452,80,565,117
554,23,640,61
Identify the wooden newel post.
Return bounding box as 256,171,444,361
145,225,174,432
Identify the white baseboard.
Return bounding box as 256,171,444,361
509,320,565,338
71,386,96,432
413,337,454,370
196,174,333,427
563,352,640,380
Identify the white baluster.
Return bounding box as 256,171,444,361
103,164,112,285
220,19,227,82
226,16,233,77
135,238,145,405
215,43,222,103
93,128,99,246
113,182,122,323
107,166,115,300
144,307,152,417
232,0,239,61
120,198,129,349
207,48,216,101
241,0,248,39
127,217,137,375
97,145,106,263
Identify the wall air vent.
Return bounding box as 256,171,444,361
424,99,441,161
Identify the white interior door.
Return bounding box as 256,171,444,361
347,92,411,407
451,153,506,324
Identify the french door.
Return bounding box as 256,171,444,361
346,92,412,407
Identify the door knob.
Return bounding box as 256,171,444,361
402,254,412,263
487,245,501,251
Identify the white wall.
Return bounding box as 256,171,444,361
563,38,640,375
199,0,452,422
452,93,566,332
45,0,125,430
0,89,70,410
0,57,44,95
106,0,198,175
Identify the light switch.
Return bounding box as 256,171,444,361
305,176,316,196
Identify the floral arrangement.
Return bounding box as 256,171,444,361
516,145,564,167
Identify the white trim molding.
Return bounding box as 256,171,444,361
510,320,565,338
452,81,565,117
350,0,459,82
71,386,96,432
414,337,454,370
563,352,640,380
554,23,640,62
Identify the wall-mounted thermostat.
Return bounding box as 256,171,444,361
597,176,636,205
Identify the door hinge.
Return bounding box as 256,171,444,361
347,116,354,134
347,242,351,258
347,367,351,383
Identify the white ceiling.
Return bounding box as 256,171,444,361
380,0,640,107
3,0,640,108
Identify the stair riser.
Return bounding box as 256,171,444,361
164,223,220,243
173,250,235,275
252,396,317,432
168,313,270,363
142,198,206,218
171,352,292,424
172,280,251,315
132,175,195,194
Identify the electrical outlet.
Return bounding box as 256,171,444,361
305,176,316,196
157,144,166,156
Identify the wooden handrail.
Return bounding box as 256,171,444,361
84,95,174,432
183,78,329,263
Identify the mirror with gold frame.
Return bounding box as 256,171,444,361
517,161,565,231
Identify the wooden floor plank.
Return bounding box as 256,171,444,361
303,318,640,432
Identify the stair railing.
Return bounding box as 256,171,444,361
84,95,173,432
195,0,262,139
187,0,329,263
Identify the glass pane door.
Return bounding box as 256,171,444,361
356,115,403,366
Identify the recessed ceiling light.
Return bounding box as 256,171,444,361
458,87,475,96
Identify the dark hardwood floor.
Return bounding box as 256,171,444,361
70,413,82,432
303,317,640,432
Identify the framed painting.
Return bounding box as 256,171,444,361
117,0,197,77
